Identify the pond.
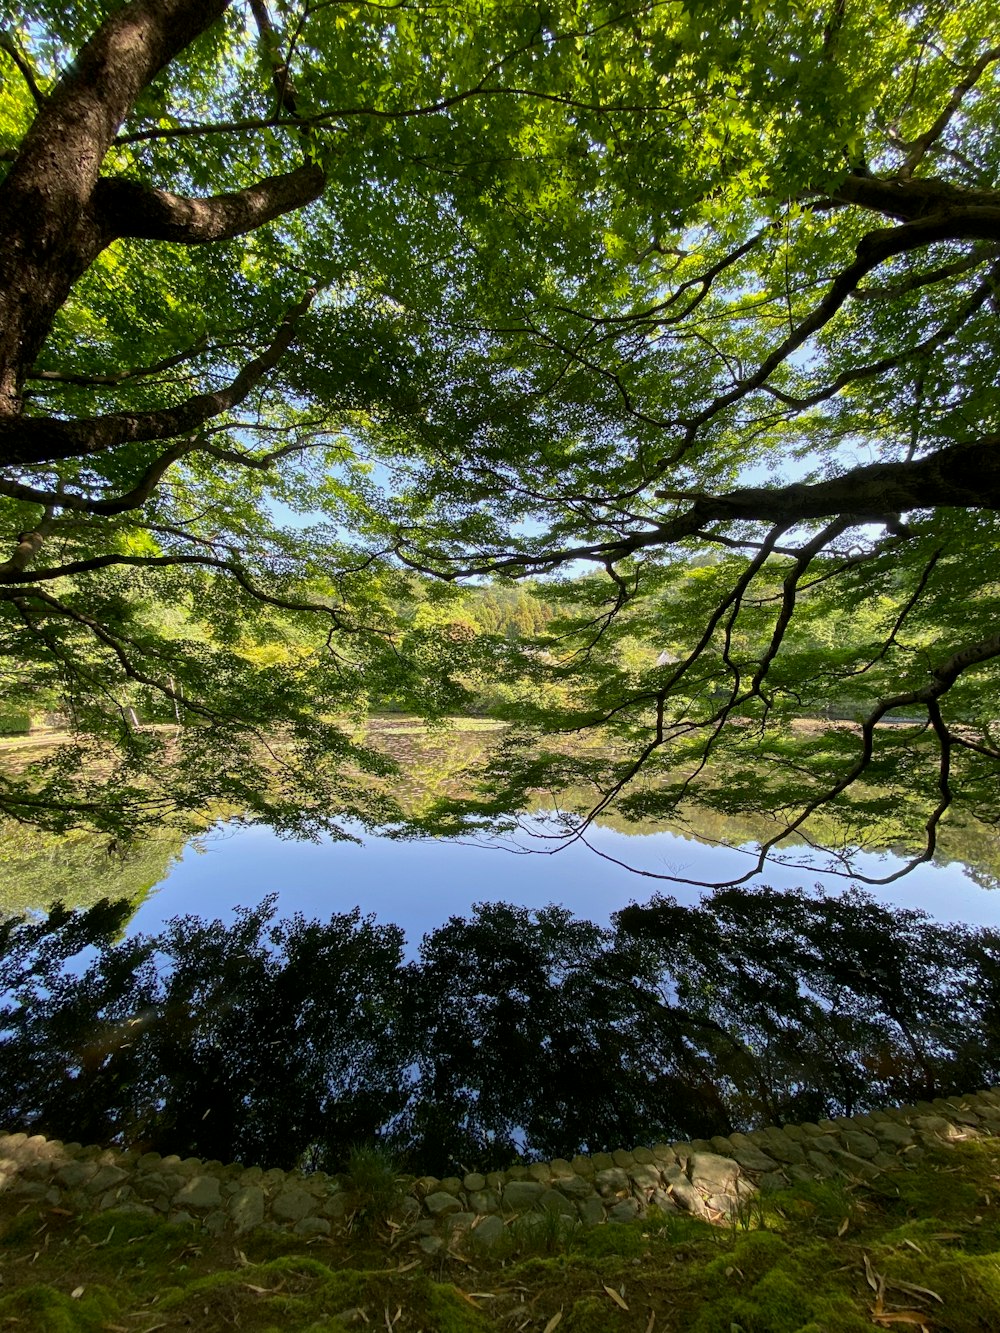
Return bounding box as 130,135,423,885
123,814,1000,950
3,720,999,941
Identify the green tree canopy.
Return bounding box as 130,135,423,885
1,0,999,878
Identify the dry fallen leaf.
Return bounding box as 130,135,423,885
604,1285,629,1312
543,1312,563,1333
871,1312,931,1328
70,1287,85,1299
838,1217,849,1237
645,1311,656,1333
889,1279,943,1304
863,1253,885,1299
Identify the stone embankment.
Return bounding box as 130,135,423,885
3,1090,999,1255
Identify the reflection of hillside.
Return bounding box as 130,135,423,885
363,719,507,812
560,796,1000,887
5,720,997,919
0,823,187,919
362,720,1000,889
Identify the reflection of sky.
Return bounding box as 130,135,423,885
132,819,999,958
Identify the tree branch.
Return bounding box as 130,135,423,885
898,45,1000,180
0,30,46,106
26,337,210,387
94,164,324,245
0,289,316,467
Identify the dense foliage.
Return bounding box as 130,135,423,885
1,0,999,880
3,890,999,1173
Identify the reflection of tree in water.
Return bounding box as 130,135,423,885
0,821,188,918
370,722,1000,887
3,889,999,1175
6,724,998,922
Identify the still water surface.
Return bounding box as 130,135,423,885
132,817,1000,950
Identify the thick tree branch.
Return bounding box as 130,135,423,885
94,164,324,245
0,290,316,467
0,0,234,406
404,438,1000,581
665,210,1000,466
829,173,1000,229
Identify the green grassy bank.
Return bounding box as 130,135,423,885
3,1136,1000,1332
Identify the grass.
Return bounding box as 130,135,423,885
3,1138,1000,1331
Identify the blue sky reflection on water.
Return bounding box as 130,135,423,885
132,819,1000,953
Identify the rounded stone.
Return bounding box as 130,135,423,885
294,1216,331,1237
55,1161,98,1189
468,1214,505,1248
728,1145,779,1173
174,1175,223,1211
463,1173,486,1193
203,1209,228,1236
577,1196,606,1227
841,1131,879,1159
229,1185,266,1234
88,1165,129,1194
539,1188,576,1216
440,1176,463,1196
805,1135,840,1155
555,1174,594,1199
806,1151,837,1178
594,1168,630,1198
424,1191,463,1217
650,1189,680,1213
667,1181,710,1218
271,1187,315,1223
757,1134,806,1166
502,1180,545,1211
468,1189,500,1215
608,1198,641,1223
688,1153,739,1193
629,1163,664,1191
